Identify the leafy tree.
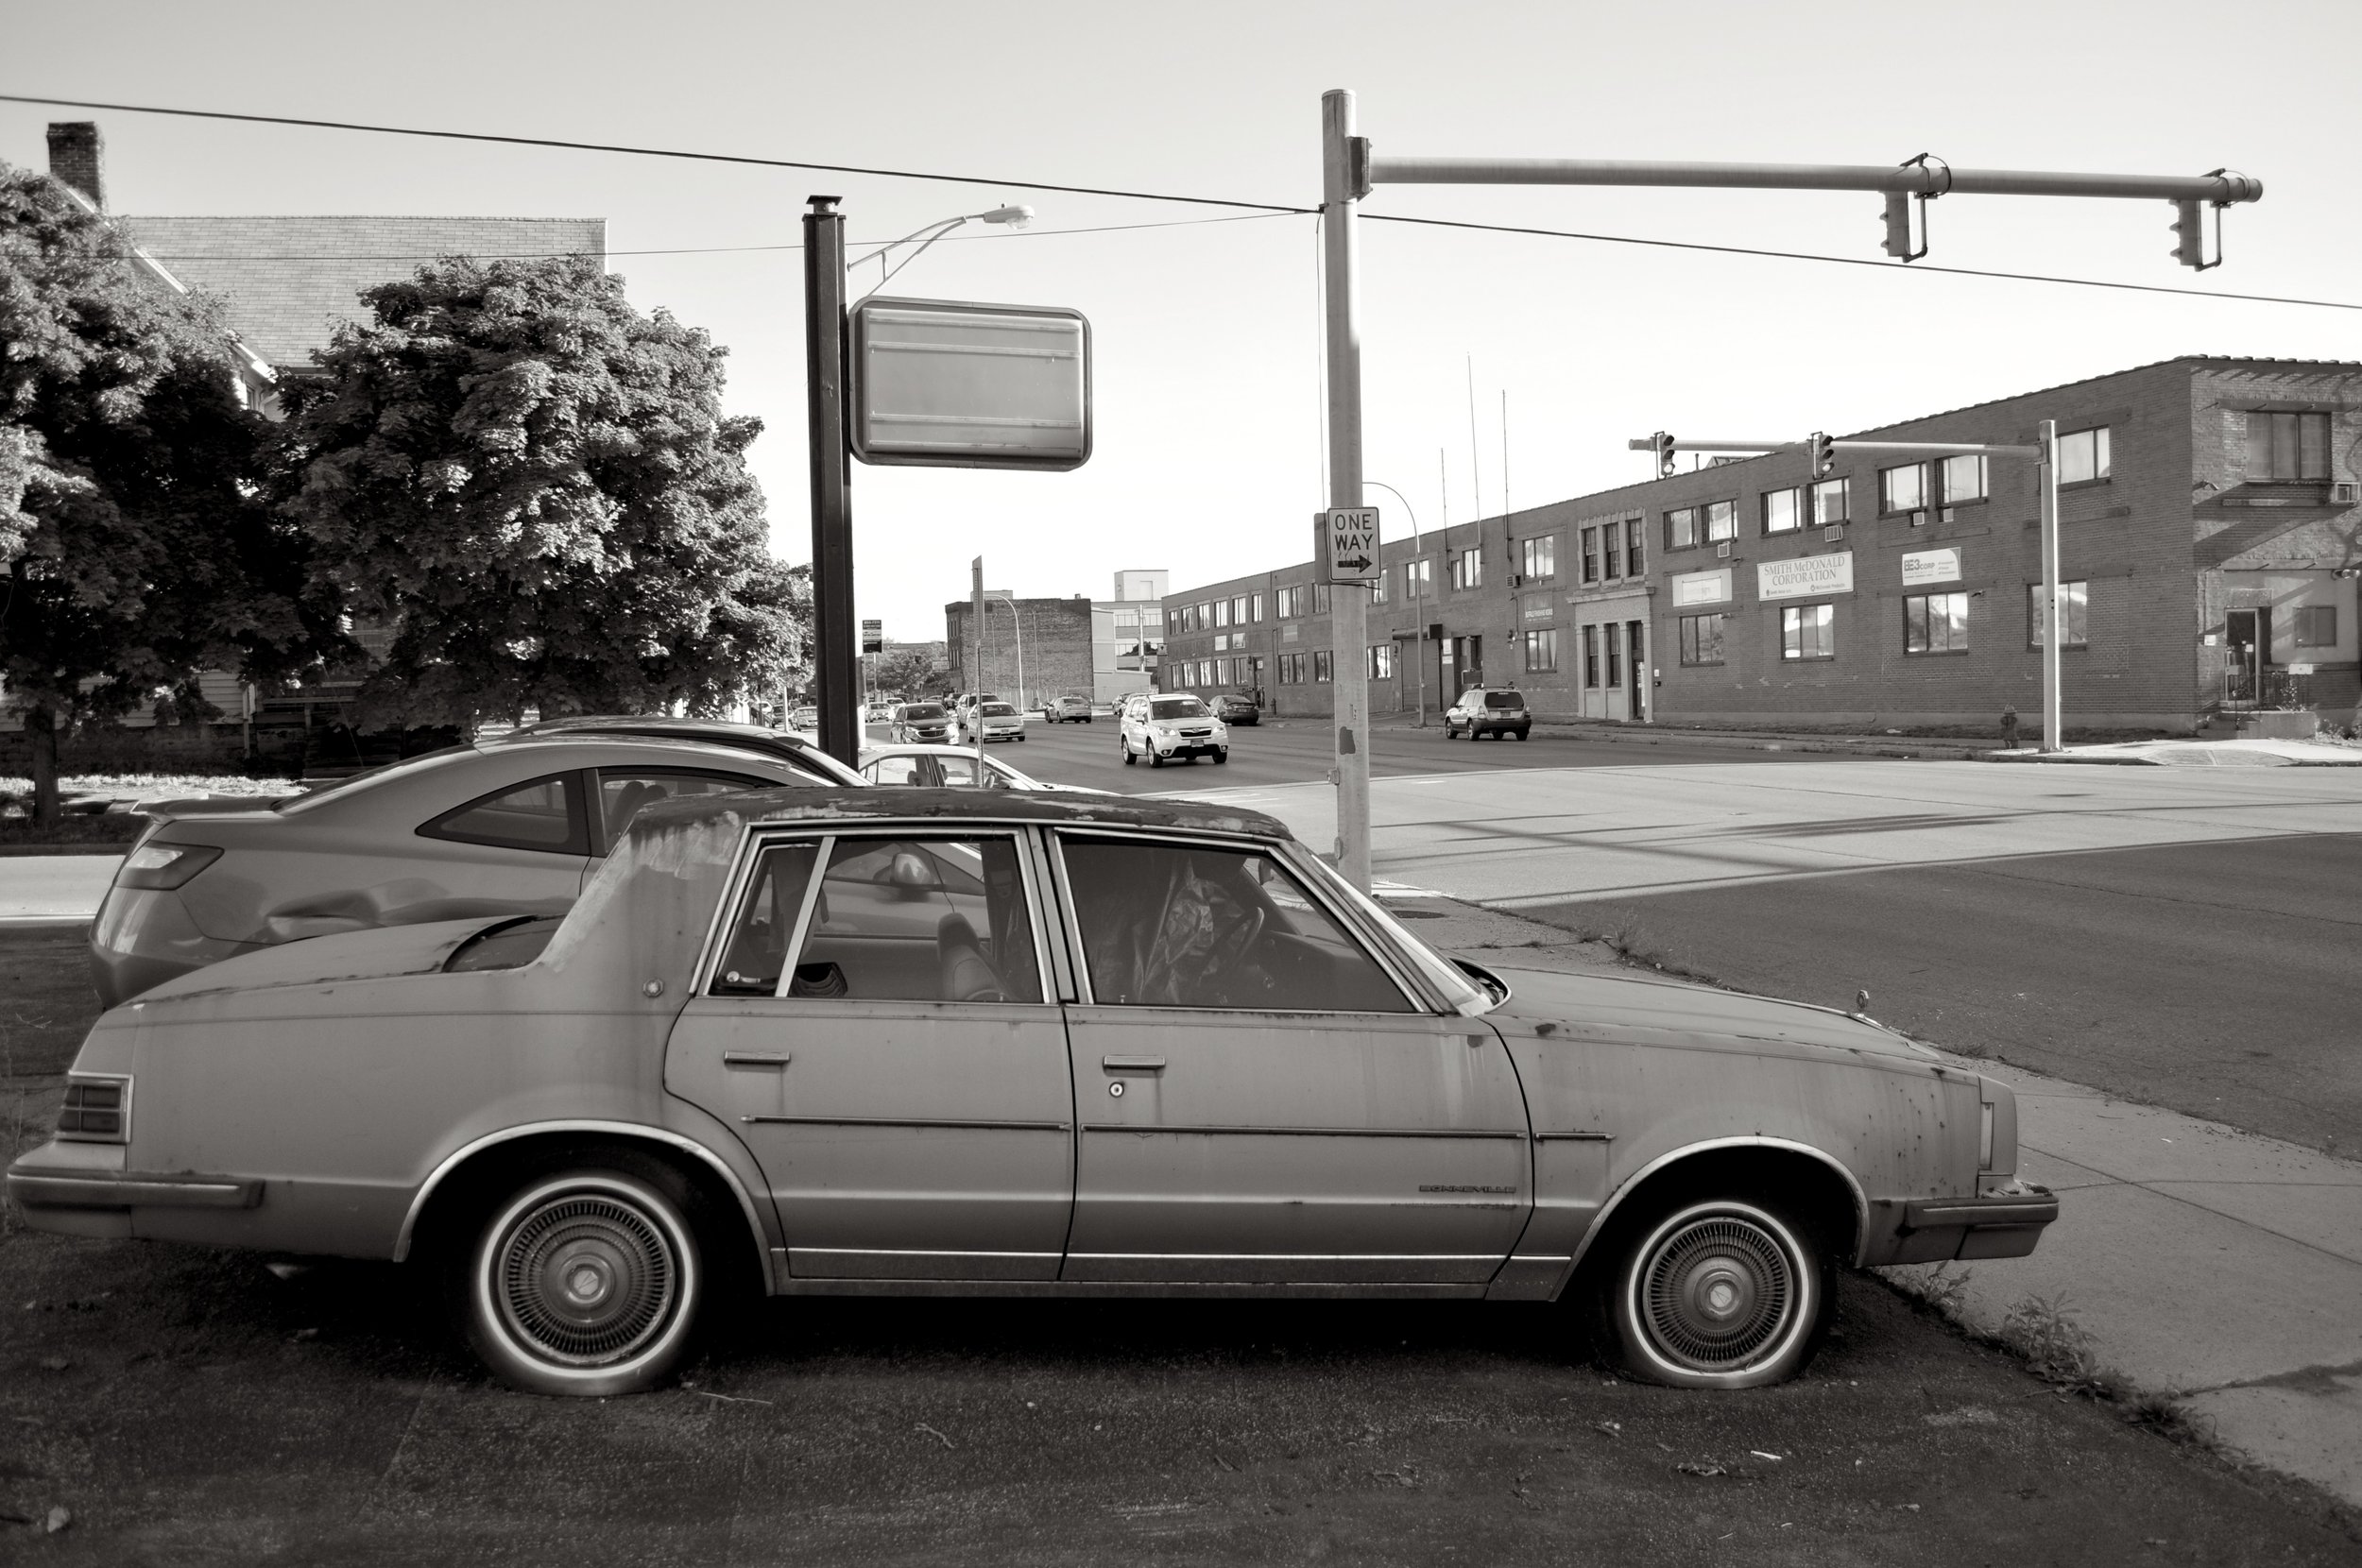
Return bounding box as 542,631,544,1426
0,164,325,824
272,254,802,729
871,645,951,701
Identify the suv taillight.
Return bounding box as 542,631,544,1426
58,1074,131,1144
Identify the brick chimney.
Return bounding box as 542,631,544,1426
45,121,104,210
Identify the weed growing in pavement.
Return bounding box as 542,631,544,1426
1999,1291,2101,1387
1880,1261,1974,1318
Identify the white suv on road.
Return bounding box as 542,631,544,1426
1120,693,1229,768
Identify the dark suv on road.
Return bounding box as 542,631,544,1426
1445,688,1532,741
1210,692,1260,725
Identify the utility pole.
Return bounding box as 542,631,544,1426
1321,89,1371,889
2037,419,2063,751
970,557,987,768
802,196,860,767
1318,93,2265,878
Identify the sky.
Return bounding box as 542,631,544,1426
7,0,2360,648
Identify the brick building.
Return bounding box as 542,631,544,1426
1160,357,2362,735
944,596,1096,708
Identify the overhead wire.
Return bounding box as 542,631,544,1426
4,91,2357,312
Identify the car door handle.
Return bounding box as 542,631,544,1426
723,1051,791,1069
1101,1055,1166,1073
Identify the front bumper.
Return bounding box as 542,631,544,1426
1881,1180,2059,1263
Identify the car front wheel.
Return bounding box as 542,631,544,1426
1592,1196,1830,1391
459,1160,709,1397
1213,747,1228,764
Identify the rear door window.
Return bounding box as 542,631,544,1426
419,772,590,855
595,768,772,852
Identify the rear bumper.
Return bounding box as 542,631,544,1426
90,888,261,1008
8,1138,264,1227
1872,1180,2059,1264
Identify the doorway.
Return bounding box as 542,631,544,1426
2225,608,2265,707
1625,622,1648,721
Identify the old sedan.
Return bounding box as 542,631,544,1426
11,791,2053,1398
88,735,826,1007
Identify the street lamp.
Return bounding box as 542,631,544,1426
849,204,1035,296
1363,479,1427,727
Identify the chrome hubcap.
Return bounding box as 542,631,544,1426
497,1194,676,1367
1640,1214,1796,1372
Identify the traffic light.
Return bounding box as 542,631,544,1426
1806,432,1836,477
1652,431,1677,478
2169,199,2208,269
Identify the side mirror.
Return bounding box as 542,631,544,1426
881,850,943,895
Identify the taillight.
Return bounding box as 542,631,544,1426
116,841,222,891
58,1075,131,1143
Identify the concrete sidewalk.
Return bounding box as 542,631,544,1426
0,854,119,924
1414,895,2362,1511
1994,735,2362,767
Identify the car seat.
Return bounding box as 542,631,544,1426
936,912,1007,1002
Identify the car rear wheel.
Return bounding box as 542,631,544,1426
1121,740,1136,765
1516,727,1531,741
458,1159,709,1397
1591,1196,1830,1390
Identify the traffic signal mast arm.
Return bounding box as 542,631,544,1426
1626,436,2044,458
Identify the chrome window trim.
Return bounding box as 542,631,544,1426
1020,826,1079,1003
1046,824,1429,1014
772,833,836,998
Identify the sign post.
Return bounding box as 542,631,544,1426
802,196,860,767
1321,90,1371,890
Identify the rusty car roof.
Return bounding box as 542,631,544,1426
625,785,1290,841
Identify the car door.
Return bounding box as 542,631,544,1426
1049,829,1532,1286
663,827,1074,1281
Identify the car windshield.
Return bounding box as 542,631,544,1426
901,704,945,720
1151,697,1209,720
274,745,472,811
982,703,1017,716
1484,690,1527,709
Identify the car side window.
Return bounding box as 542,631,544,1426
419,772,590,855
781,836,1043,1004
710,841,822,997
596,768,769,852
867,755,988,788
1057,836,1412,1013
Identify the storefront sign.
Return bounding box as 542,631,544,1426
1756,553,1855,602
1900,548,1961,588
1521,600,1554,622
1669,567,1733,607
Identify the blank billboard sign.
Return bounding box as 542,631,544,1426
849,296,1091,471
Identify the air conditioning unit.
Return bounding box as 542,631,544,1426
1823,525,1844,541
2332,481,2359,505
1508,573,1525,588
1715,542,1732,559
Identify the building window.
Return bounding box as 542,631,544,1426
1583,624,1600,687
1678,612,1724,666
1251,593,1264,622
1625,518,1645,577
1905,591,1971,655
1198,601,1213,628
1214,599,1230,628
2291,604,2338,647
1449,548,1483,590
1604,626,1623,686
1880,463,1926,516
1405,557,1432,596
1781,603,1835,660
1521,628,1559,673
1311,582,1331,615
1275,586,1300,618
2028,581,2090,647
1521,536,1556,582
1281,652,1306,684
1583,526,1601,581
1762,486,1803,535
1939,453,1987,504
2058,426,2112,485
1603,524,1622,579
1667,508,1694,550
1366,643,1395,679
1369,568,1390,605
1703,500,1736,542
2244,411,2329,482
1811,477,1848,526
1312,649,1333,683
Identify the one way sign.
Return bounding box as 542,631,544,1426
1316,506,1381,587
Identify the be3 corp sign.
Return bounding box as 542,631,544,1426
1900,548,1962,588
1756,552,1855,602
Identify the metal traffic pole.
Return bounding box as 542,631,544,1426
1321,88,1372,889
2037,419,2063,752
970,557,987,769
801,196,861,768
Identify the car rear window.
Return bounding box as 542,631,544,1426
982,703,1018,716
418,773,590,856
901,704,946,720
1484,690,1527,709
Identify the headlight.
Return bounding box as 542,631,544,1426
116,841,223,891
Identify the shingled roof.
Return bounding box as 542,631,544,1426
114,215,607,367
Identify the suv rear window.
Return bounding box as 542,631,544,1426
1484,690,1527,709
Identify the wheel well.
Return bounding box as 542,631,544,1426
404,1132,765,1292
1566,1146,1862,1296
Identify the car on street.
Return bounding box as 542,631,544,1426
85,735,828,1007
858,744,1106,793
959,701,1026,743
889,702,953,744
864,703,895,724
1120,692,1228,767
11,787,2054,1399
1446,687,1532,741
504,716,865,787
1037,695,1093,724
788,707,820,735
1209,691,1260,725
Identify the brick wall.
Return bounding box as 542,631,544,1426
943,598,1094,705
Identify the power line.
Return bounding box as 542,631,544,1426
8,91,2357,312
1361,213,2362,313
0,92,1312,213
